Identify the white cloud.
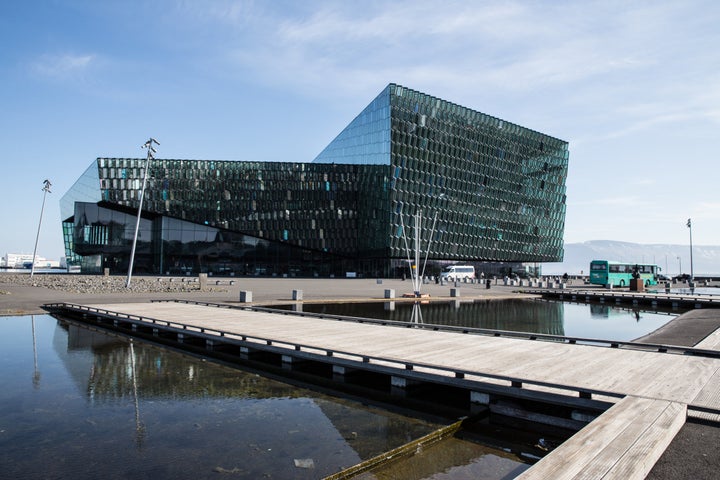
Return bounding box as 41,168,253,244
32,53,96,79
199,1,714,105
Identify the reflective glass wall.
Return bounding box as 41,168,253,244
61,83,568,276
96,159,389,256
386,84,568,263
70,202,363,276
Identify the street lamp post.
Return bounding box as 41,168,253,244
677,256,682,277
687,218,694,285
126,138,159,288
30,179,52,278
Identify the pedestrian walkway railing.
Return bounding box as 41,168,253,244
54,298,720,359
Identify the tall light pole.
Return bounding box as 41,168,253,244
677,256,682,276
687,218,694,284
30,179,52,278
126,138,159,288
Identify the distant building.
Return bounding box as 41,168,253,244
60,84,569,277
1,253,59,269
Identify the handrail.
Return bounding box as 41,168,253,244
43,301,624,400
147,299,720,358
43,301,720,361
525,289,720,304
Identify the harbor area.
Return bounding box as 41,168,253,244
2,273,720,478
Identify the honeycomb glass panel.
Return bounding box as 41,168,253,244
62,84,567,276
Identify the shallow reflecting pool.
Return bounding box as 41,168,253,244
282,299,677,342
0,315,534,479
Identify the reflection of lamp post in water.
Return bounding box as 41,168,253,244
129,341,146,448
31,315,40,388
30,179,52,278
126,138,159,288
410,302,424,325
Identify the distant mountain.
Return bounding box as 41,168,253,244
543,240,720,276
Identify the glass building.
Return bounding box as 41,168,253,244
61,84,569,277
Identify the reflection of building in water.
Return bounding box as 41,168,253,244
53,320,291,401
589,304,643,321
50,318,437,460
305,299,565,336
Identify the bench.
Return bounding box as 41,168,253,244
517,395,686,479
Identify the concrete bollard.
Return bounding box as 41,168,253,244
384,289,395,299
198,273,208,290
239,290,252,303
471,391,490,405
292,289,303,301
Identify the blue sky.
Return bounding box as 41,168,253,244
2,0,719,262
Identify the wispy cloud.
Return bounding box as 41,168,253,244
31,53,96,79
183,3,616,97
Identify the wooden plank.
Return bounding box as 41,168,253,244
690,368,720,414
632,356,717,404
695,327,720,350
601,401,686,479
572,400,686,479
82,302,720,411
515,397,658,480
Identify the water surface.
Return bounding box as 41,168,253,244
284,299,676,342
0,315,531,479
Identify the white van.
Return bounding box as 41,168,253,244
440,265,475,281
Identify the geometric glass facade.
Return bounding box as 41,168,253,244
315,84,568,264
61,84,568,277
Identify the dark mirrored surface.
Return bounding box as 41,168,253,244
0,315,531,479
284,299,675,341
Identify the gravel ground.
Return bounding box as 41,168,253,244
0,273,226,294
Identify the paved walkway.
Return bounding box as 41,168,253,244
0,276,530,314
65,300,720,413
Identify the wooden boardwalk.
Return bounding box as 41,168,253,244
517,396,687,480
529,288,720,311
48,300,720,479
72,301,720,409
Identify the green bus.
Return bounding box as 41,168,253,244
589,260,661,287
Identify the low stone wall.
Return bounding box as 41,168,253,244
0,273,228,294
